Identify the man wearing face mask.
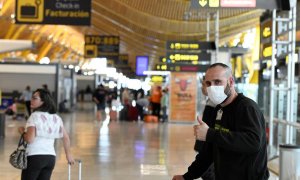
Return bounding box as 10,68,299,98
172,63,269,180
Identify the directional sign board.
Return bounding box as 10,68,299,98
221,0,256,7
84,35,119,58
155,63,209,72
166,41,216,51
15,0,91,25
195,0,256,8
166,52,211,63
191,0,290,10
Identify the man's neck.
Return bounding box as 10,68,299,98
221,91,238,107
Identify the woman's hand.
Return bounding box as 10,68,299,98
66,153,75,165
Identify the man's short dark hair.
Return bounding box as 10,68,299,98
208,63,232,77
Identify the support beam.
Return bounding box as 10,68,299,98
0,39,34,53
36,30,64,61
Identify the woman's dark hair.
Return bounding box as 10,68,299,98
32,88,57,114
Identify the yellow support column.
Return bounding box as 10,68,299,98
33,26,49,42
62,49,72,60
21,30,39,58
0,0,13,15
4,24,16,39
11,25,27,39
49,46,63,60
37,29,64,61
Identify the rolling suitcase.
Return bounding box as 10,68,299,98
119,105,129,121
128,105,139,121
68,159,82,180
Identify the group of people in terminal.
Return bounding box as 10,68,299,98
10,62,269,180
91,84,169,122
4,84,50,119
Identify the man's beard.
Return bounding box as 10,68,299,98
220,82,231,104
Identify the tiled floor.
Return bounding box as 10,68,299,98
0,102,279,179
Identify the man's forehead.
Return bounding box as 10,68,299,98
205,67,226,79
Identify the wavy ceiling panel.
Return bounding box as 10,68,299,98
0,0,265,71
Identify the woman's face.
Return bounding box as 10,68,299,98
31,92,44,109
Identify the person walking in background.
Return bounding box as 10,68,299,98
160,88,169,122
92,84,107,121
20,85,32,116
150,86,162,119
136,92,149,121
121,87,130,106
42,84,49,92
172,63,269,180
18,89,74,180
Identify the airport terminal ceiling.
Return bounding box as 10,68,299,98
0,0,266,73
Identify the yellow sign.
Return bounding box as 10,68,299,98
84,45,97,58
263,27,271,38
169,43,199,50
169,54,199,61
85,36,119,45
263,46,272,58
16,0,44,22
199,0,208,7
151,76,164,83
209,0,219,7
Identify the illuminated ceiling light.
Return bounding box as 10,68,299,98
39,57,50,64
143,71,170,76
68,64,74,69
75,66,80,72
87,71,95,76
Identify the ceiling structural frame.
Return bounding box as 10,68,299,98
0,0,290,71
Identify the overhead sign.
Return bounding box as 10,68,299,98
15,0,91,25
190,0,289,10
166,52,211,62
221,0,256,7
151,76,165,83
136,56,149,76
84,35,119,58
166,41,216,51
159,56,167,63
117,54,129,65
262,43,272,59
155,63,209,72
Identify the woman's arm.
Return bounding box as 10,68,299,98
62,127,75,164
18,126,36,143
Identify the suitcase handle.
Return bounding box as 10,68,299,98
68,159,82,180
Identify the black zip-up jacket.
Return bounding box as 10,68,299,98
183,93,270,180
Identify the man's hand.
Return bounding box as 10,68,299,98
172,175,185,180
194,116,209,141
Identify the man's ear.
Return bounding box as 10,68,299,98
229,76,235,87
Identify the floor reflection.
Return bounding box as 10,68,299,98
0,102,279,180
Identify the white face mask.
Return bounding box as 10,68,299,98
207,86,227,105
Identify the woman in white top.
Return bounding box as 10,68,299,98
18,89,74,180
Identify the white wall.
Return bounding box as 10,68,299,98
76,75,95,92
0,73,55,93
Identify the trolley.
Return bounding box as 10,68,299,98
68,159,82,180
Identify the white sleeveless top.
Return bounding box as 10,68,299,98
25,111,64,156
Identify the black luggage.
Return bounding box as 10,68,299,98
119,105,128,121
